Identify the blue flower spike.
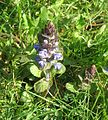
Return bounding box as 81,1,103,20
33,21,65,88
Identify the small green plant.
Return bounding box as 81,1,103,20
30,21,66,93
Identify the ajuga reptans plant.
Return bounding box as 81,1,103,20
33,21,66,93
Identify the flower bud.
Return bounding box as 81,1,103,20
44,40,48,44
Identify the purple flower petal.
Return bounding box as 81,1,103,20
38,61,46,68
34,44,40,51
39,49,49,58
53,53,63,60
35,56,41,62
54,63,62,70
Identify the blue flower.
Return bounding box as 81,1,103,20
54,63,62,70
38,61,46,68
34,44,40,51
53,53,63,60
35,56,41,62
39,49,49,58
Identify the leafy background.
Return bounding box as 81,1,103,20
0,0,108,119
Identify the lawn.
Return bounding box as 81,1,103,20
0,0,108,119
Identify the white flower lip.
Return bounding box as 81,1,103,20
39,49,49,58
38,61,46,68
55,42,59,46
54,63,62,70
53,53,63,60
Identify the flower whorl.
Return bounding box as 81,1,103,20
34,21,63,70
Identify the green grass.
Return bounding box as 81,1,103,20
0,0,108,119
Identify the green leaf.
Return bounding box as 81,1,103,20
23,13,29,29
31,17,40,27
44,62,52,70
55,0,64,7
20,91,33,103
34,78,49,93
40,6,48,23
30,64,42,78
66,83,78,93
102,67,108,76
76,15,85,29
98,24,106,35
20,55,29,63
87,39,92,48
63,57,75,65
103,51,108,57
